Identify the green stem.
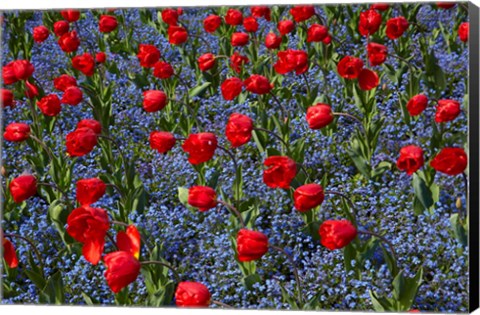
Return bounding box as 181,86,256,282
269,245,304,305
140,260,181,283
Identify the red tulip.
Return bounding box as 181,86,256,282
143,90,167,112
274,49,308,75
225,9,243,26
24,81,39,99
406,94,428,116
231,32,249,46
58,30,80,52
319,219,357,250
188,186,217,212
244,74,273,94
61,10,81,22
263,156,297,189
61,86,83,105
182,133,218,165
4,123,30,142
386,16,409,39
99,15,118,33
1,89,14,108
289,5,315,22
337,56,364,79
230,52,249,73
221,77,243,100
67,206,109,264
77,119,102,134
66,127,98,157
225,113,253,148
430,148,468,176
435,99,461,123
307,24,328,42
72,53,95,76
2,62,17,85
137,44,161,68
198,53,216,72
250,6,271,21
153,61,174,79
370,3,390,11
12,60,35,81
358,69,379,91
95,52,106,63
3,238,19,268
104,251,141,293
37,94,61,117
175,282,211,307
458,22,469,42
278,20,295,35
236,229,269,262
265,32,282,49
161,8,179,25
53,74,77,92
76,178,106,206
117,225,141,259
149,131,176,154
33,25,50,43
9,174,37,203
168,25,188,45
306,103,334,129
53,20,69,37
204,14,222,33
396,145,424,175
243,16,258,33
358,9,382,37
436,2,456,9
367,42,388,66
294,183,325,212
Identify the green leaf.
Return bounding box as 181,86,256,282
189,82,211,98
412,173,434,210
177,187,189,205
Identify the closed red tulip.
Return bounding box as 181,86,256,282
263,156,297,189
237,229,268,262
137,44,161,68
117,225,141,260
61,86,83,105
307,24,328,42
188,186,217,212
370,3,389,11
406,94,428,116
306,103,334,129
175,282,211,307
67,206,109,264
274,49,308,75
367,42,388,66
4,123,30,142
289,5,315,22
104,251,141,293
72,53,95,76
250,6,271,21
143,90,167,112
430,148,468,176
435,99,461,123
386,16,409,39
53,20,69,37
358,69,379,91
221,77,243,100
198,53,216,72
161,9,179,25
1,89,14,107
2,62,17,85
12,60,35,81
244,74,273,94
33,25,50,43
9,174,37,203
61,10,81,22
95,52,106,63
98,15,118,33
150,131,176,154
458,22,469,42
58,30,80,52
182,133,218,165
265,32,282,49
225,9,243,26
3,238,19,268
153,61,174,79
37,94,61,117
358,9,382,36
294,183,325,212
76,178,106,206
337,56,364,79
168,25,188,45
230,52,249,73
278,20,295,35
77,119,102,134
396,145,424,175
204,15,222,33
54,74,77,92
319,219,357,250
66,127,98,157
231,32,249,46
225,113,253,147
243,16,258,32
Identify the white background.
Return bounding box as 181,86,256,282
1,0,479,314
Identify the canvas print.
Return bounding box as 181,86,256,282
0,1,478,312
